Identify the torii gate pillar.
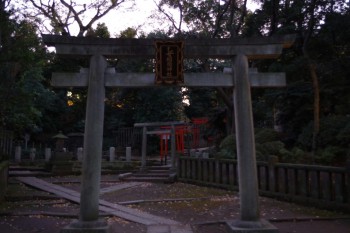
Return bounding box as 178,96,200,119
61,55,110,232
226,54,277,232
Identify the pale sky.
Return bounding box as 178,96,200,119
11,0,259,37
92,0,260,37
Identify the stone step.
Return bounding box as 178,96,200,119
147,169,170,173
147,224,193,233
9,166,47,172
122,176,171,183
9,170,52,177
145,165,171,170
133,173,169,178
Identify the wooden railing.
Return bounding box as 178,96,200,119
177,157,350,213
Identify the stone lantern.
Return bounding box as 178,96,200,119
52,131,68,152
50,131,73,175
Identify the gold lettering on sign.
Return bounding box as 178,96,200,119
166,47,174,78
155,41,184,84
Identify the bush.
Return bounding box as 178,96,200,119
297,115,350,150
316,146,347,165
217,134,236,159
255,128,279,144
256,141,285,161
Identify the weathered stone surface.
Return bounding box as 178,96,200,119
226,219,278,233
52,71,286,88
60,219,111,233
42,34,295,59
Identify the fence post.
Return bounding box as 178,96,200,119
268,155,279,192
45,148,51,162
15,146,21,162
109,147,115,162
215,159,220,183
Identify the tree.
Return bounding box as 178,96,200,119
14,0,133,36
249,0,350,162
0,3,58,136
86,22,111,38
156,0,250,135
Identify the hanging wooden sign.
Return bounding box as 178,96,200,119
155,41,184,84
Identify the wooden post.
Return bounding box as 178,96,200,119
268,156,279,192
171,124,176,171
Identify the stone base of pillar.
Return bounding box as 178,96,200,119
225,219,278,233
60,220,111,233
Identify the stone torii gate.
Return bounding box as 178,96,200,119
43,34,294,233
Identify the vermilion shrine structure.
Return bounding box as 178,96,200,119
43,34,294,233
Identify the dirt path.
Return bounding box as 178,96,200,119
0,175,349,233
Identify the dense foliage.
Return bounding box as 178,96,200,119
1,0,349,165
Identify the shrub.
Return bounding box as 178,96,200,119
316,146,347,165
255,128,279,144
217,134,236,159
297,115,350,150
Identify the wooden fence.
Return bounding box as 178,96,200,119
177,157,350,213
0,129,12,202
115,127,142,148
0,129,13,160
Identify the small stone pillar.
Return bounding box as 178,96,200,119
45,148,51,162
15,146,21,162
141,126,147,169
126,147,131,163
77,147,83,162
30,148,36,161
109,147,115,162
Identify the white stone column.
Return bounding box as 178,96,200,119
126,147,131,163
79,55,107,222
15,146,21,162
45,148,51,162
109,147,115,162
77,147,83,162
30,148,36,161
141,126,147,169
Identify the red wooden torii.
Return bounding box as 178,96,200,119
158,118,209,161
